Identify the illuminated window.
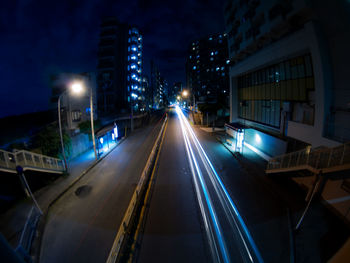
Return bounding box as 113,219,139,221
71,110,81,122
131,55,137,60
131,64,136,69
193,66,196,70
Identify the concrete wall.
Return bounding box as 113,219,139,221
69,133,91,160
244,128,288,157
293,176,350,222
229,21,339,148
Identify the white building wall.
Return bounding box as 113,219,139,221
229,21,339,147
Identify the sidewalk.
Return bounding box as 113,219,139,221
0,137,123,248
198,127,350,262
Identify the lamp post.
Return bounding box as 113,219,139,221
58,93,68,170
58,82,98,170
182,90,189,108
89,86,98,160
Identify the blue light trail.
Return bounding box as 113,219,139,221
175,106,264,263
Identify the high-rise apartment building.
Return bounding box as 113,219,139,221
141,76,149,110
97,17,143,116
168,82,183,103
186,33,230,104
150,61,166,109
224,0,350,149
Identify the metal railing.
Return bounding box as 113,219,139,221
267,142,350,174
0,149,65,174
15,205,42,262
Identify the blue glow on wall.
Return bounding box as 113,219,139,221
114,126,118,138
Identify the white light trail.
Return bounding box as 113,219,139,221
175,106,263,263
177,106,230,263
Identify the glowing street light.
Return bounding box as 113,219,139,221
182,90,189,97
71,82,83,94
58,81,98,170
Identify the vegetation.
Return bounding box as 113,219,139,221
78,120,101,140
32,125,71,158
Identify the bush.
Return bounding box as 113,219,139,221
32,125,71,158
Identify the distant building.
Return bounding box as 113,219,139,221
97,17,144,116
224,0,350,148
186,33,230,104
50,72,97,132
141,76,149,111
150,61,166,109
169,82,183,103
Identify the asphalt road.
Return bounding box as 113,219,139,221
136,110,208,263
137,108,291,263
39,114,164,263
193,126,291,262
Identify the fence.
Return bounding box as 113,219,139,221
267,142,350,174
15,205,42,262
0,149,65,174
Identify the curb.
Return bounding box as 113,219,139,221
49,137,126,208
106,116,168,263
32,137,126,263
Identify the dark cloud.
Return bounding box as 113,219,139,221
0,0,225,117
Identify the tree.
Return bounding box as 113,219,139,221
32,125,71,158
78,120,101,140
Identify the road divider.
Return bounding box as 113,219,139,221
106,115,168,263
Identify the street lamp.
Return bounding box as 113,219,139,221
181,90,189,108
58,82,98,170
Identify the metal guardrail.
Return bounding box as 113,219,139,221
15,205,41,262
0,149,65,174
266,142,350,174
106,116,168,263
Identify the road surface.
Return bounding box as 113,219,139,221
136,109,208,262
137,107,290,262
40,114,164,263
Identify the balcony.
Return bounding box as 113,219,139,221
99,38,116,46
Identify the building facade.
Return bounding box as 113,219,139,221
150,61,166,109
50,72,97,132
169,82,183,104
224,0,350,149
141,76,150,110
97,17,144,116
186,33,230,104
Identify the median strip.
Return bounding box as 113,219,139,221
106,115,168,263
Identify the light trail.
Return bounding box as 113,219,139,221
175,106,264,263
177,107,229,263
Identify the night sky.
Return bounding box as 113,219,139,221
0,0,225,118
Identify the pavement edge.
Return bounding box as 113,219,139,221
32,137,126,263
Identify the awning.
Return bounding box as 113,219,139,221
224,122,247,132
